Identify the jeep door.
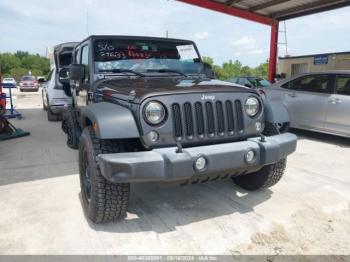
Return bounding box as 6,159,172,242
73,44,89,108
324,74,350,136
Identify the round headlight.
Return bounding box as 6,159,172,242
245,97,260,117
144,101,166,125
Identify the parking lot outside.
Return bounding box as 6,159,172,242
0,89,349,255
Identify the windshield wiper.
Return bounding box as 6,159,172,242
99,69,145,77
146,69,187,77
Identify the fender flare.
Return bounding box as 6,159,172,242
264,99,290,125
80,102,140,139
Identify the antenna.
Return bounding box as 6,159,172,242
278,21,288,57
86,12,90,36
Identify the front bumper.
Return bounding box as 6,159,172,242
98,133,297,183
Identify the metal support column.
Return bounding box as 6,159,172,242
268,20,279,83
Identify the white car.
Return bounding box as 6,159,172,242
2,77,17,88
265,71,350,138
42,42,78,121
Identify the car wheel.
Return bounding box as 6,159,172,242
79,126,130,223
264,122,289,135
62,107,80,149
232,121,287,191
42,93,47,111
47,107,61,121
232,158,286,191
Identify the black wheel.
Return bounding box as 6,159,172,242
42,93,47,111
61,114,69,134
47,107,61,121
62,107,80,149
232,158,286,191
79,126,130,223
264,122,289,135
232,122,287,191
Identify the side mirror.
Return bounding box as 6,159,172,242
62,83,72,97
58,68,70,85
70,64,85,81
203,62,215,79
244,83,253,88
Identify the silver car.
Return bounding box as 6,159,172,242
265,71,350,138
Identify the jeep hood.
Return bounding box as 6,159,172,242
99,78,257,103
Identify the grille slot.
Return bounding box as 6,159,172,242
184,103,194,137
195,102,204,136
205,102,215,136
171,99,244,140
172,103,182,138
235,100,244,132
215,101,225,135
226,100,235,134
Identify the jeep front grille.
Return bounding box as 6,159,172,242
171,100,244,140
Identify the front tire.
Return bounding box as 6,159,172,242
47,107,61,121
79,127,130,223
42,93,47,111
232,159,286,191
232,122,287,191
62,107,80,149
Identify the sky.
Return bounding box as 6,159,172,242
0,0,350,67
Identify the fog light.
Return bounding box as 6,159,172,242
194,156,207,172
255,122,262,132
148,131,159,142
245,150,256,164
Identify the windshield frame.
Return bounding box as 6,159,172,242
91,37,204,77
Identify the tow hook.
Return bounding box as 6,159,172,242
176,142,183,153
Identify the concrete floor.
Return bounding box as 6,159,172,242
0,90,349,255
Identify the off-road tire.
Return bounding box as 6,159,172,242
264,122,289,135
232,158,286,191
79,126,130,223
232,121,287,191
62,107,80,149
42,93,47,111
47,107,61,121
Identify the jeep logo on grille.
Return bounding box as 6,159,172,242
201,94,215,101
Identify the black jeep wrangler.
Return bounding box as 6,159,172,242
60,35,297,224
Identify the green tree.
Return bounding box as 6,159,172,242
0,53,21,74
10,68,29,81
202,56,214,66
219,59,242,79
254,60,269,79
240,65,253,76
199,56,269,80
0,51,50,81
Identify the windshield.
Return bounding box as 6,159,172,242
21,76,36,81
249,78,271,87
93,38,203,75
